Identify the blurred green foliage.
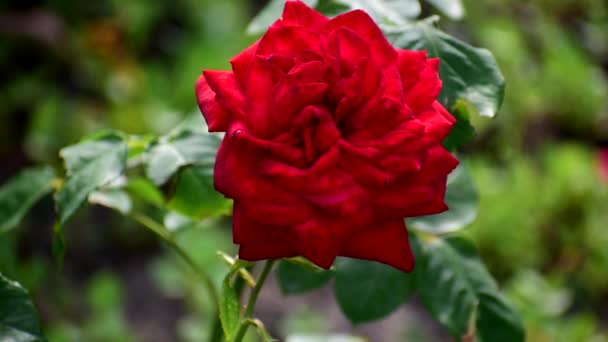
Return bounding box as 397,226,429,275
1,0,608,341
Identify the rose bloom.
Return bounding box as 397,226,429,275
196,0,458,272
599,149,608,182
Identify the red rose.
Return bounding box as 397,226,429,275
599,149,608,182
195,0,458,272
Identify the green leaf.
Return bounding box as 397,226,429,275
219,275,241,341
415,235,524,341
124,178,164,207
386,20,505,117
407,162,477,234
442,100,476,151
145,129,220,186
167,165,230,220
334,258,415,324
315,0,351,17
88,189,132,214
423,0,464,20
334,0,421,24
60,132,124,175
277,260,333,295
0,166,55,234
56,133,128,225
0,273,46,342
247,0,319,35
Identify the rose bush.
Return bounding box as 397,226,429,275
196,0,458,272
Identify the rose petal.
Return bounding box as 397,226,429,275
239,241,299,261
281,0,329,33
405,58,442,113
340,220,415,272
292,220,339,269
195,74,230,132
203,70,247,123
323,10,397,67
230,40,260,87
257,25,320,57
245,56,277,137
396,49,427,93
326,27,371,77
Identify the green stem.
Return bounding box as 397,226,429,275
232,260,275,342
131,212,221,341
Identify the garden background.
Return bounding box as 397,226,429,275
1,0,607,341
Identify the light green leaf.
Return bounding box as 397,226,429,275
163,211,196,233
124,178,164,207
60,132,124,175
386,20,505,117
219,275,241,341
277,260,333,295
334,0,420,24
334,258,415,324
415,235,524,341
88,189,132,214
407,162,477,234
0,166,55,234
247,0,319,35
0,273,46,342
56,133,128,225
145,129,219,186
423,0,464,20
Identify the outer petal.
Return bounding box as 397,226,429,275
195,74,230,132
395,49,427,93
239,241,299,261
281,0,329,33
405,58,442,113
322,10,397,67
203,70,247,123
257,25,320,57
245,56,277,137
230,40,260,87
340,220,415,272
292,219,339,269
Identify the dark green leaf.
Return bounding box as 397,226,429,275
315,0,350,16
88,189,132,214
145,129,219,186
219,275,241,341
415,235,524,341
247,0,319,35
56,133,128,225
407,162,477,234
386,20,505,117
0,166,55,234
423,0,464,20
334,258,416,324
277,260,333,295
167,165,230,220
0,273,46,342
442,100,476,151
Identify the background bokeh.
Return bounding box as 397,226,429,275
1,0,607,341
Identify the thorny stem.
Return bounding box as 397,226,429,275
232,260,276,342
